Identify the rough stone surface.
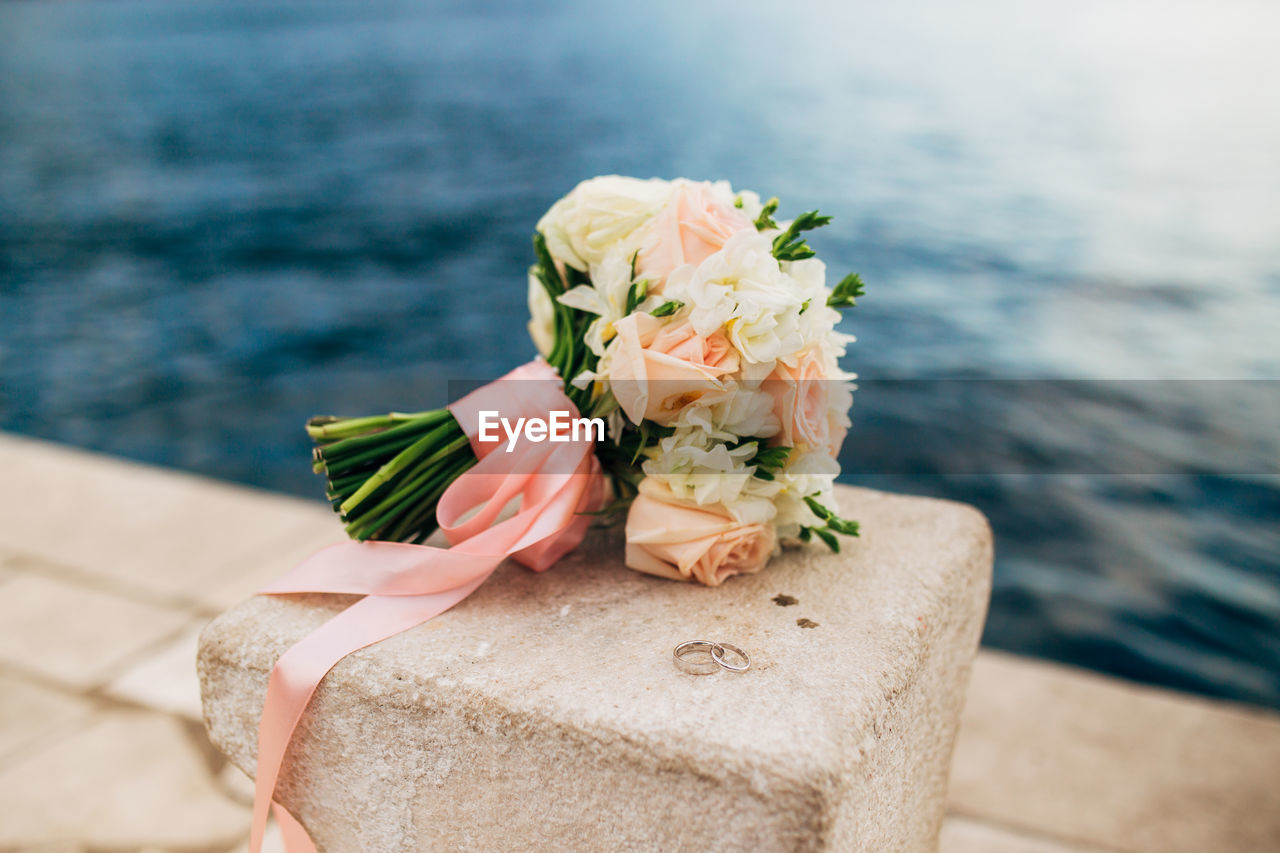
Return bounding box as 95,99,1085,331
949,651,1280,853
200,485,993,852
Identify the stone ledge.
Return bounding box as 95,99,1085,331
200,485,993,852
950,651,1280,852
4,433,1277,851
0,709,249,850
0,433,336,605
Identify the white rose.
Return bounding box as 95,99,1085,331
526,271,556,358
536,176,671,271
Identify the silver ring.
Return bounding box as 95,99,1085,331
711,642,750,673
673,640,721,675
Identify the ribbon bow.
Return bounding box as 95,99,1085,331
248,360,604,852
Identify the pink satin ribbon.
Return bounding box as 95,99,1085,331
248,360,603,853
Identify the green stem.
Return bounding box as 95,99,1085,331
339,429,443,515
342,442,456,526
321,431,434,473
378,453,476,542
306,409,444,441
347,448,476,541
340,432,473,526
317,410,453,461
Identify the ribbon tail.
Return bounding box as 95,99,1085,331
249,576,489,853
273,803,317,853
248,358,605,852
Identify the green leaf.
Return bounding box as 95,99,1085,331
747,444,790,480
813,526,840,552
532,233,565,295
803,496,861,535
827,272,866,309
632,419,674,464
754,197,780,231
752,445,791,471
772,210,832,261
828,517,861,537
626,278,650,314
649,299,683,318
803,495,834,521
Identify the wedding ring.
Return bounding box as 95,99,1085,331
673,640,751,675
711,642,750,673
673,640,721,675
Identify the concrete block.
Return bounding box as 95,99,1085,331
199,485,992,852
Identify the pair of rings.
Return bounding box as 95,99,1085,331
673,640,750,675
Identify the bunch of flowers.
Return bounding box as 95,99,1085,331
309,176,864,586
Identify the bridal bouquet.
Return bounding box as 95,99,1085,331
307,176,864,586
251,177,866,852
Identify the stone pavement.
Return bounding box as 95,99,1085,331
1,432,1278,852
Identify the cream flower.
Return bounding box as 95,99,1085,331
536,176,671,271
670,382,779,443
526,271,556,358
825,377,854,459
771,451,841,541
784,256,847,350
663,230,809,365
641,425,780,523
556,247,653,357
706,181,765,222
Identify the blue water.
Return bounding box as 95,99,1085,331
2,0,1278,706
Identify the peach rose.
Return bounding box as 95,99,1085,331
625,480,776,586
826,418,848,460
636,180,754,281
608,313,740,425
765,347,843,457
